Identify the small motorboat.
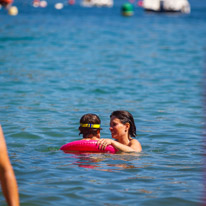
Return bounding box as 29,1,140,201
139,0,191,14
81,0,113,8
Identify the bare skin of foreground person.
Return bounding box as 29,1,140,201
0,125,19,206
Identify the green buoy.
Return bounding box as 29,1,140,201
121,3,134,16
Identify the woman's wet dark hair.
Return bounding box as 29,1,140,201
110,110,136,137
79,113,101,138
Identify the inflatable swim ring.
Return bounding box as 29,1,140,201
60,140,117,154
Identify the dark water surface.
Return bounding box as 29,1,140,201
0,0,206,205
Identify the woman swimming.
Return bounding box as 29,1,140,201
97,110,142,153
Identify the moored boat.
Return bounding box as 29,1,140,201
81,0,113,8
139,0,190,14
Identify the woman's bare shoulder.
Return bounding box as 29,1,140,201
130,139,142,152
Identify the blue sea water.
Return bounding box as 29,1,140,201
0,0,206,205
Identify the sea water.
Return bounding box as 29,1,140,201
0,0,206,205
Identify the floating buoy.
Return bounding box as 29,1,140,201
8,5,18,15
32,0,40,7
39,0,47,8
68,0,75,5
0,0,13,7
55,2,64,10
137,0,143,7
121,3,134,16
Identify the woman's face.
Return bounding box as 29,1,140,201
109,116,128,140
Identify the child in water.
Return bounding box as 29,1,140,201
79,113,102,140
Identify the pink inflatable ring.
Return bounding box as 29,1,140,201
60,140,117,154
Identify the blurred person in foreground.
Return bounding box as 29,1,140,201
0,125,19,206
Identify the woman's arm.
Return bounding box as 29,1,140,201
97,138,142,153
0,125,19,206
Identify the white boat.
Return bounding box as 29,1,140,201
81,0,113,7
142,0,191,14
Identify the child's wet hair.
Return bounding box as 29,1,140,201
79,113,101,138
